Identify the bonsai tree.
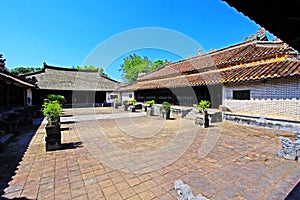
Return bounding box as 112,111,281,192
42,100,62,126
197,100,211,113
160,101,171,119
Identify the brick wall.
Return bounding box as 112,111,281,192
223,77,300,121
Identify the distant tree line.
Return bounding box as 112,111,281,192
9,67,42,75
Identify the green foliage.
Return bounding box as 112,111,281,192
161,101,171,111
122,100,129,106
10,67,41,75
129,99,137,105
119,54,166,83
46,94,66,105
42,100,62,125
198,100,211,111
114,98,119,103
145,100,155,107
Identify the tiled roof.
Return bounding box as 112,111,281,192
0,71,36,88
137,41,294,82
119,41,298,91
25,65,120,91
119,59,300,91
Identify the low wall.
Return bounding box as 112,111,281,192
224,99,300,121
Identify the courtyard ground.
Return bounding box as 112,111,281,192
1,107,300,200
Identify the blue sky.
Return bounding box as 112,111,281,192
1,0,265,81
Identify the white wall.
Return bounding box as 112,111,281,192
27,88,32,106
120,91,134,102
223,77,300,120
106,92,120,103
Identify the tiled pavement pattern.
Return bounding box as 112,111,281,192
2,107,300,200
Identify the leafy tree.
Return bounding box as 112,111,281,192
10,67,40,75
119,54,166,84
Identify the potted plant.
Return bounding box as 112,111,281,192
42,100,62,150
122,100,129,111
128,99,137,112
145,100,155,115
160,101,171,119
197,100,211,128
197,100,211,113
114,98,119,109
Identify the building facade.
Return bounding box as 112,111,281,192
25,63,120,106
0,55,35,112
119,39,300,121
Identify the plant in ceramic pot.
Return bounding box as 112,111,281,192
160,101,171,119
42,100,62,150
197,100,211,128
122,100,129,111
145,100,155,114
128,99,137,112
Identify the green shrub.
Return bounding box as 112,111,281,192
145,100,155,107
161,101,171,111
114,98,119,103
122,100,129,106
46,94,66,105
198,100,211,112
129,99,137,105
42,100,62,125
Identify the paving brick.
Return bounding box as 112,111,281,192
119,187,136,199
102,185,118,197
2,107,300,200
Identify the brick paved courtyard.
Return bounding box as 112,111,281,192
2,107,300,200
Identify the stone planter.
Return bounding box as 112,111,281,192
114,103,119,109
147,107,154,116
160,110,170,120
123,105,129,111
195,112,209,128
204,112,209,128
45,123,61,151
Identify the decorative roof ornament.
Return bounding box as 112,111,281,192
256,27,268,41
273,36,283,42
0,54,6,71
244,27,268,41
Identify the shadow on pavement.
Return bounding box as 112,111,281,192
0,118,43,198
286,181,300,200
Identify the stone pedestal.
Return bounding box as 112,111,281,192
45,124,61,151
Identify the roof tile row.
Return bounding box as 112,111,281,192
137,41,294,82
119,59,300,91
